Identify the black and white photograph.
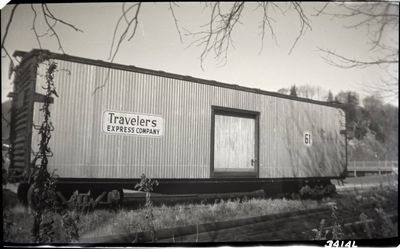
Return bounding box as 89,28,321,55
1,1,398,247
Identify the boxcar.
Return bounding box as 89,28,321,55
7,49,347,203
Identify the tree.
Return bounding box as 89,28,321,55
1,2,314,70
363,94,398,158
277,88,289,95
327,90,334,102
381,104,398,160
318,2,399,100
289,85,298,97
2,3,397,101
335,91,369,140
348,132,386,161
277,84,328,101
296,84,328,101
335,91,359,106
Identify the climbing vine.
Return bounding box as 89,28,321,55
29,59,80,242
29,60,59,242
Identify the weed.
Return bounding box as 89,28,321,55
329,203,344,239
374,208,397,238
311,202,343,240
134,174,159,241
3,208,13,241
359,212,372,238
312,219,328,240
61,210,80,242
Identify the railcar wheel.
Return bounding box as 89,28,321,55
107,189,124,210
118,188,124,205
323,183,336,196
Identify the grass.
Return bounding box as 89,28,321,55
3,195,321,242
80,197,320,239
309,183,398,240
3,204,33,243
3,176,398,243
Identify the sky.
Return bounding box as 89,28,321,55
1,2,398,106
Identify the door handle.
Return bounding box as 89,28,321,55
251,159,257,166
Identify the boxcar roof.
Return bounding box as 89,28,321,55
14,49,344,109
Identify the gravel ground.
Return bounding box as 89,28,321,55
333,173,397,190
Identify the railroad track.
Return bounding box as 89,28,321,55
121,190,266,208
80,201,396,243
156,205,397,242
121,181,390,209
79,182,396,243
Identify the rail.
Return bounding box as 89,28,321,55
347,161,398,177
80,206,332,243
79,202,396,243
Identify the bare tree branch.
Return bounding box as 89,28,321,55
108,2,142,62
108,3,138,60
323,2,398,50
169,2,183,43
41,4,65,53
318,48,398,69
312,2,329,17
40,4,83,53
1,4,18,63
258,2,278,54
122,2,130,24
318,2,398,99
43,4,83,32
94,2,142,95
31,4,42,49
185,2,245,70
288,2,312,55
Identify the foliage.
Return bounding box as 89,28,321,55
373,208,398,238
312,219,328,240
277,88,289,95
134,174,159,241
3,209,13,241
329,203,344,239
299,184,335,199
335,91,367,139
359,207,398,239
327,90,334,102
277,84,329,101
79,197,319,239
289,85,298,97
135,174,159,193
61,210,80,242
29,60,59,243
363,95,398,159
331,90,398,160
7,185,397,242
348,132,387,161
311,185,398,240
345,95,398,161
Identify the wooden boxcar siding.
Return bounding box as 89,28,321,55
31,59,346,179
9,56,38,179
